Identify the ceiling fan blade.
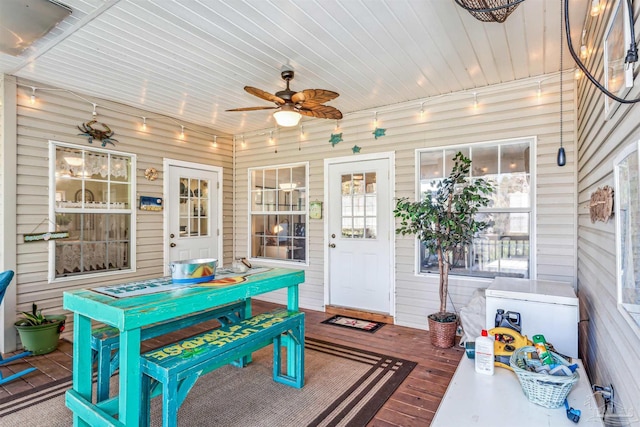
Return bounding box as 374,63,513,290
226,106,279,112
292,89,339,105
244,86,285,104
299,105,343,120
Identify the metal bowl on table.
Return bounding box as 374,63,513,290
170,258,217,284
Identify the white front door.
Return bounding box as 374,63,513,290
166,163,222,270
327,155,393,314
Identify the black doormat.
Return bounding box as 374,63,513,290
321,315,385,333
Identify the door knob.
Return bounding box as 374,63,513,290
170,233,175,238
329,243,336,248
170,243,176,248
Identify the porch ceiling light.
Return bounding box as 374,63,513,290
273,104,301,127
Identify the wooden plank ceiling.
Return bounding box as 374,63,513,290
1,0,589,135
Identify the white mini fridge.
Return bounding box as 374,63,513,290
485,277,579,358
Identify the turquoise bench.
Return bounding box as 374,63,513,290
140,309,305,427
91,300,246,402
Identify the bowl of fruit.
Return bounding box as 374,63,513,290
170,258,217,284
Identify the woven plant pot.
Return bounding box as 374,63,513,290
428,313,458,349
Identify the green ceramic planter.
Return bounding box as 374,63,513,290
14,315,66,355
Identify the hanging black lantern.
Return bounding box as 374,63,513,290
557,147,566,167
453,0,525,23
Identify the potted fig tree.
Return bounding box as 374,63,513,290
394,152,493,348
14,303,66,355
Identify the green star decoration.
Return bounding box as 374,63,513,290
372,128,386,139
329,133,343,146
352,145,361,153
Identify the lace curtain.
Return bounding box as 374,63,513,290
56,149,128,179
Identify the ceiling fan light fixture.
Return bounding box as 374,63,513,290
279,182,297,191
273,104,301,127
64,156,83,167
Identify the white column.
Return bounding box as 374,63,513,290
0,74,18,352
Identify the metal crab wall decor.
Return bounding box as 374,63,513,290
77,120,118,147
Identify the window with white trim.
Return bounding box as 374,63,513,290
51,142,135,279
417,139,532,279
249,163,307,263
614,142,640,338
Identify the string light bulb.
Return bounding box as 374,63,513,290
92,103,97,118
300,125,305,137
473,92,479,108
580,45,588,60
180,125,185,139
334,120,340,132
537,81,542,98
30,87,36,105
141,117,147,131
213,135,217,147
575,69,583,79
242,135,246,147
269,130,274,144
590,0,601,16
373,112,378,127
420,102,425,117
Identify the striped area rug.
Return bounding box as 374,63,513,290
0,337,416,426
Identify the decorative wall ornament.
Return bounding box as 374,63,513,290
589,185,614,223
372,128,386,139
77,120,118,147
144,167,159,181
352,145,361,153
329,133,343,147
23,217,70,242
139,196,163,211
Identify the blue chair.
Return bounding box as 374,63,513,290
0,270,36,384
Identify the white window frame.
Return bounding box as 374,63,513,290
247,162,309,266
614,141,640,340
414,137,536,280
48,141,137,282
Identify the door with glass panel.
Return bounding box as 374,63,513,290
328,158,391,313
167,164,220,264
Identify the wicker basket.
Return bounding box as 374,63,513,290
509,346,579,408
428,314,458,349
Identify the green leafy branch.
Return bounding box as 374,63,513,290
16,303,50,326
394,152,494,315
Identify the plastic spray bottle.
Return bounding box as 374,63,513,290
475,329,495,375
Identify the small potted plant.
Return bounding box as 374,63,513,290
394,152,493,348
14,303,66,355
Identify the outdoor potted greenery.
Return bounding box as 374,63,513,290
394,152,493,348
14,303,66,355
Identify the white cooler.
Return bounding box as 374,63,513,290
485,277,579,358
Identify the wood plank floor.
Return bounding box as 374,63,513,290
0,300,463,426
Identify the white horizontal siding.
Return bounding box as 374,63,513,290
235,73,577,328
575,2,640,424
11,78,232,342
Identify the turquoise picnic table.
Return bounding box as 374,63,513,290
63,267,305,427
